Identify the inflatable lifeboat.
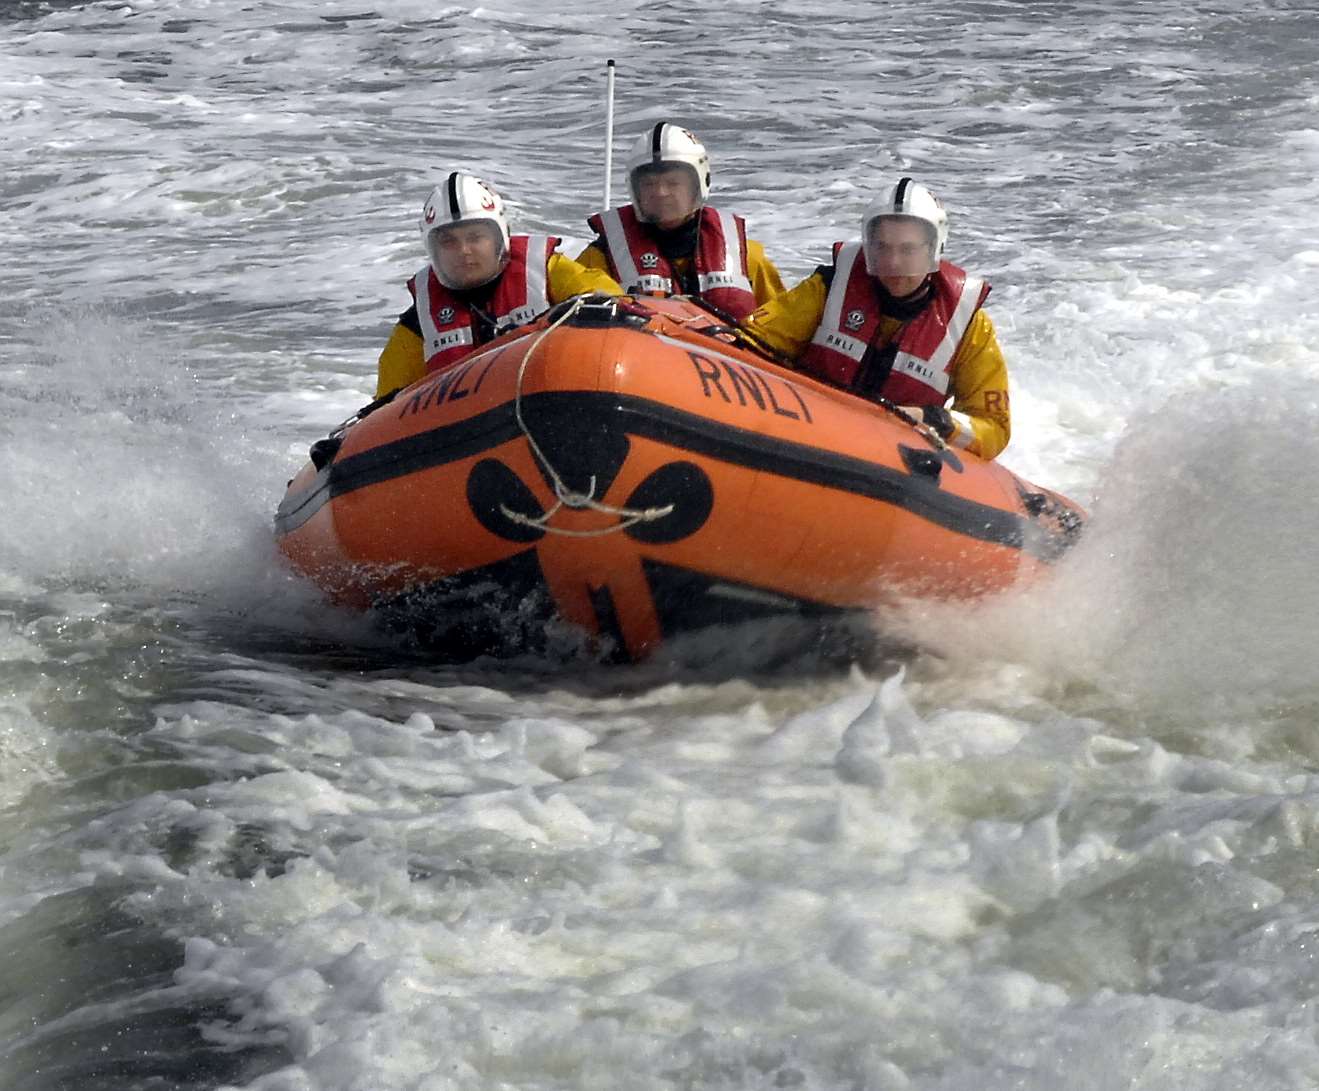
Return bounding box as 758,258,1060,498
275,296,1085,662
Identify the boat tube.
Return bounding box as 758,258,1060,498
275,295,1084,662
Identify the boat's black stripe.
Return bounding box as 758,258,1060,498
275,392,1055,556
616,397,1041,553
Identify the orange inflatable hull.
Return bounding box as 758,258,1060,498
275,297,1084,661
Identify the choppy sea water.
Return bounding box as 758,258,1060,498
3,1,1319,1088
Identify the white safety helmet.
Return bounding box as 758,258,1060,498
861,177,948,276
626,122,711,218
419,171,511,287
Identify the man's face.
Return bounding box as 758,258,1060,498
633,165,701,229
865,216,935,297
433,220,505,289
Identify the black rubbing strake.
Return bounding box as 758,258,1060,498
273,390,1077,561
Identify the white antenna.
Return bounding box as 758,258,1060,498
603,59,616,208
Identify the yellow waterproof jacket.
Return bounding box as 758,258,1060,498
576,237,785,307
743,271,1011,460
375,254,622,398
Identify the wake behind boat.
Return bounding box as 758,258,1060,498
275,295,1085,662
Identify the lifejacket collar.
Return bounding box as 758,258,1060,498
874,276,934,320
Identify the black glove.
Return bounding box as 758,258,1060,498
919,406,955,439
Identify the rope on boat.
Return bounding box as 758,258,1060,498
500,296,676,537
497,295,944,534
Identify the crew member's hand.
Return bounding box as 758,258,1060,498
898,405,954,438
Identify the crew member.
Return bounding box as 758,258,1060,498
376,172,621,397
743,177,1011,459
577,123,783,321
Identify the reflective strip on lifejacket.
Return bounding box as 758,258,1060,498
889,348,949,396
809,243,868,360
696,208,753,296
598,209,672,295
429,325,474,356
413,263,464,357
508,234,552,327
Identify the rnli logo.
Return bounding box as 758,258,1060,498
844,309,866,331
424,204,436,224
640,252,660,270
478,184,497,211
438,306,455,324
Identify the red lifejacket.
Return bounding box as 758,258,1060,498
409,234,557,374
584,204,758,320
798,244,990,405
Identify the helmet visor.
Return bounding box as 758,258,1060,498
629,162,702,225
429,219,508,290
863,215,939,278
